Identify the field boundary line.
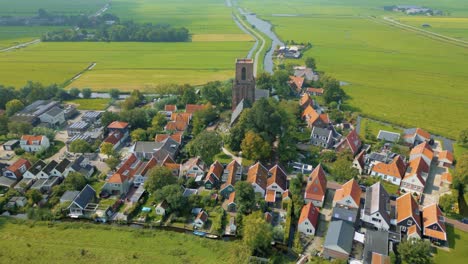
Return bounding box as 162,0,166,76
0,39,41,52
367,16,468,48
63,62,97,88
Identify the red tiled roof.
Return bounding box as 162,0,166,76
107,121,129,129
372,155,406,179
155,133,183,144
165,121,188,132
396,193,421,229
333,178,361,207
410,142,434,161
404,157,429,185
422,203,446,241
103,131,124,145
306,87,324,94
221,160,240,189
415,128,431,140
289,76,305,92
108,173,125,184
305,165,327,201
185,104,206,114
267,165,287,191
336,129,362,155
298,203,319,228
207,160,223,180
196,211,208,222
265,189,276,203
20,135,45,145
300,93,313,108
441,172,452,183
247,162,269,191
283,190,291,200
171,112,192,123
438,150,453,164
228,191,236,204
164,105,177,112
6,158,31,177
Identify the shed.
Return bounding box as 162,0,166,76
323,220,355,260
377,130,401,143
60,190,80,204
3,140,19,151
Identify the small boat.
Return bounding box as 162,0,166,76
205,234,219,239
193,231,206,237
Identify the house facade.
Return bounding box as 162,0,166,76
304,165,327,207
361,182,391,230
370,155,406,186
247,162,268,196
20,135,50,152
297,203,320,236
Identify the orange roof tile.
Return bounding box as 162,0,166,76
441,172,452,183
396,193,421,229
438,150,453,164
305,165,327,201
155,133,183,144
422,203,446,241
298,203,319,228
336,129,362,155
247,162,268,191
407,224,421,238
20,135,45,145
165,121,188,132
289,76,305,92
410,142,434,161
415,128,431,140
404,157,429,185
196,211,208,222
265,189,276,203
306,87,324,94
300,93,313,108
283,190,291,200
221,160,240,189
6,158,31,176
371,155,406,179
228,191,236,204
185,104,206,114
371,253,390,264
164,105,177,112
108,173,125,184
333,178,361,207
107,121,129,129
207,160,224,180
301,105,318,119
171,112,192,123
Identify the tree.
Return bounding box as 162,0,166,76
305,57,316,69
121,96,137,110
105,156,120,170
289,173,304,217
234,181,256,214
82,88,92,99
109,88,120,100
131,128,147,142
8,122,32,135
151,112,167,132
101,111,119,127
332,151,358,182
154,184,187,213
100,142,115,157
453,153,468,194
397,238,433,264
0,114,9,136
186,131,222,164
272,70,291,97
439,192,458,214
69,139,92,153
242,211,273,256
144,167,176,194
459,129,468,147
5,99,25,116
69,87,80,98
256,72,272,91
63,172,87,191
201,81,223,106
27,189,43,205
241,131,271,161
191,104,217,136
31,127,55,142
0,85,19,109
322,76,345,104
119,108,149,129
180,87,197,106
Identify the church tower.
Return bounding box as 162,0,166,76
232,58,255,110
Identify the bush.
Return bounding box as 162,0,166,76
14,148,25,155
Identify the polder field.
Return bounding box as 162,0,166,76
239,0,468,139
0,0,253,91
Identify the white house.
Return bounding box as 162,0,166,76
409,142,433,166
298,203,319,236
180,157,206,181
404,128,431,145
20,135,50,152
155,200,168,216
333,179,362,209
360,182,391,230
247,162,268,196
370,155,406,186
23,160,47,179
266,165,287,195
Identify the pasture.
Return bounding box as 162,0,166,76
239,0,468,139
0,27,60,49
65,98,111,111
396,17,468,41
0,0,108,16
0,218,247,264
0,41,252,91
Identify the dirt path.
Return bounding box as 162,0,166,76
0,39,40,52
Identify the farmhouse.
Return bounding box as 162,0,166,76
19,135,50,152
294,66,319,82
409,142,433,166
11,100,60,126
247,162,269,196
2,158,31,181
304,165,327,207
194,210,208,228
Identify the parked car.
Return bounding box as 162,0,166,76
461,218,468,224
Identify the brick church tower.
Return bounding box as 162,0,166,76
232,58,255,110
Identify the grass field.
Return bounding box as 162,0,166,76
433,225,468,264
65,98,111,110
0,0,108,16
0,41,252,91
359,118,402,139
397,17,468,41
239,0,468,139
0,27,62,49
0,218,246,264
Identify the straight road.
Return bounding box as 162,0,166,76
0,39,40,52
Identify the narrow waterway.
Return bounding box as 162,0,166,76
232,15,258,59
238,8,284,73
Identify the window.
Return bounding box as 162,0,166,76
433,225,438,230
407,220,413,226
241,67,247,80
305,222,308,225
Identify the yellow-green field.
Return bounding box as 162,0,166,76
65,98,111,110
0,0,108,16
0,41,252,91
397,17,468,41
0,218,246,264
239,0,468,139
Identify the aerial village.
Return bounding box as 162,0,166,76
0,58,465,264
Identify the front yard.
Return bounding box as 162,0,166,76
433,225,468,264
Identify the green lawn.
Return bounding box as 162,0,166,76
0,218,247,263
238,0,468,139
359,117,402,139
65,98,111,111
434,225,468,264
0,0,108,16
397,16,468,41
0,26,62,49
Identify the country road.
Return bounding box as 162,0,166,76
0,39,40,52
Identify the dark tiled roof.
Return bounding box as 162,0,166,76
55,159,71,173
28,160,47,175
72,184,96,209
42,160,58,174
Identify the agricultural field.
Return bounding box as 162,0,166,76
0,218,247,264
0,27,61,49
0,41,252,91
239,0,468,139
396,17,468,41
65,98,111,111
0,0,108,16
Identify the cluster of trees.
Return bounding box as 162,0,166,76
228,98,299,163
42,21,190,42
